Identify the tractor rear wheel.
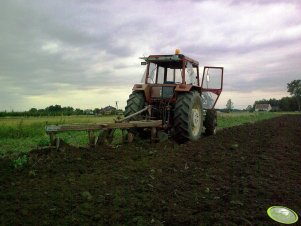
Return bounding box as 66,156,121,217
204,109,217,135
174,91,203,143
124,92,145,120
124,92,148,139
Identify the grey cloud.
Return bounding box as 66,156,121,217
1,0,301,110
0,1,138,96
229,0,301,5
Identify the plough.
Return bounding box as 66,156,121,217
45,106,162,149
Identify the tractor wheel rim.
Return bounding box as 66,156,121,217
191,108,200,136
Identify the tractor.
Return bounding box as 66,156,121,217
124,49,223,143
45,50,223,148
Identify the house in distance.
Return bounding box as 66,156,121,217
255,104,272,112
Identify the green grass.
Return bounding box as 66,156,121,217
0,112,294,156
0,115,115,156
217,111,281,129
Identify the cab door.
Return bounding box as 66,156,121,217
201,67,224,109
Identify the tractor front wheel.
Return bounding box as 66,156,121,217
204,109,217,135
174,91,203,143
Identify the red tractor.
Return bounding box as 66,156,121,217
124,50,223,143
44,50,224,148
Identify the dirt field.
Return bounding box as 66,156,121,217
1,115,300,226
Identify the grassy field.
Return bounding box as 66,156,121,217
217,111,281,128
0,115,116,156
0,112,291,156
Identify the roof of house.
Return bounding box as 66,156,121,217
100,105,116,112
255,104,271,109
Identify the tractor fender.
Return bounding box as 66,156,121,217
175,84,192,92
175,84,202,93
132,84,151,101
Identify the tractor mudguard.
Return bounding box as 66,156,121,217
132,84,151,101
174,84,193,92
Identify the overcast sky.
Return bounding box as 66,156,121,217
1,0,301,111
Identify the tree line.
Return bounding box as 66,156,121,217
226,80,301,112
251,96,299,111
222,96,299,113
251,80,301,112
0,105,120,117
1,80,300,116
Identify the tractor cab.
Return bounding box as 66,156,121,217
140,51,200,86
134,50,223,110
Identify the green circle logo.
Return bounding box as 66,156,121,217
267,206,299,224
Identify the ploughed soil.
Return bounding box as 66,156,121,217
1,115,300,226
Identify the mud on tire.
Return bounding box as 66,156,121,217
173,91,203,143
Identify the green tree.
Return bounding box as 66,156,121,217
279,96,298,111
46,105,62,113
287,80,301,111
93,108,101,115
226,99,234,112
74,108,83,115
62,106,74,116
246,105,253,112
28,108,38,116
268,98,279,107
279,97,290,111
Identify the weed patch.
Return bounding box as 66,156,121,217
12,154,28,169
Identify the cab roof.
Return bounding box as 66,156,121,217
141,54,199,68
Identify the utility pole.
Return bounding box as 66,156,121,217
115,101,119,115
